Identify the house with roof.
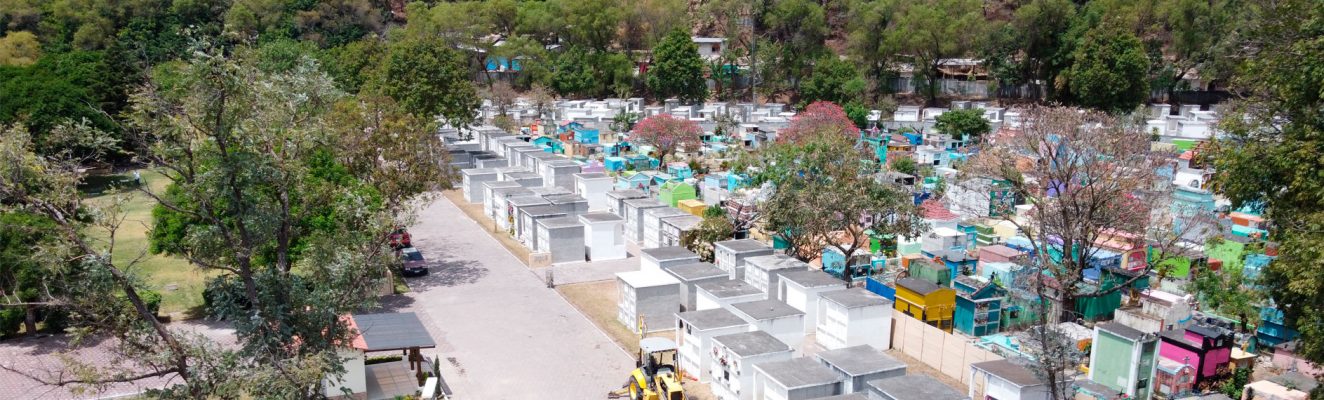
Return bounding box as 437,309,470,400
920,200,960,232
893,278,956,332
816,345,905,394
953,275,1005,337
1113,289,1195,334
866,374,968,400
1241,379,1311,400
1088,322,1160,400
1154,358,1196,399
323,312,448,400
709,331,794,400
751,357,844,400
970,359,1070,400
1158,323,1234,387
676,308,751,382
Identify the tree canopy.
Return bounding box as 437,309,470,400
646,29,707,104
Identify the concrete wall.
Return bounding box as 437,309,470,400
323,348,367,397
583,219,627,261
817,302,892,351
890,309,1002,385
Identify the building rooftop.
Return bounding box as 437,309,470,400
617,270,681,288
714,239,773,253
971,359,1044,387
505,171,542,180
461,168,498,176
820,288,892,309
578,212,623,223
506,196,551,207
696,280,763,299
1099,321,1150,342
645,207,689,219
897,278,943,296
661,215,702,230
745,254,809,272
814,394,870,400
641,246,699,261
548,194,590,205
350,312,437,352
606,189,648,199
544,159,580,167
676,308,748,331
521,204,566,217
816,345,905,376
980,244,1023,258
712,331,792,358
575,172,611,180
731,299,805,321
623,198,665,208
754,357,842,390
1185,323,1232,340
536,216,583,230
662,262,726,282
781,269,846,289
867,374,966,400
482,180,522,189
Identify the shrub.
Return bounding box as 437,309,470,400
0,307,23,337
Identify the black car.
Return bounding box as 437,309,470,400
399,247,428,277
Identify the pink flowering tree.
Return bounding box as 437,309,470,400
631,114,702,162
778,101,859,144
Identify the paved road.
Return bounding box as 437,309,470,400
0,320,235,400
393,196,633,399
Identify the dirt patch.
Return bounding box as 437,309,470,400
556,280,675,356
441,190,534,267
886,348,968,390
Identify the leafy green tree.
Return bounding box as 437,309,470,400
882,0,987,105
1065,27,1151,113
2,42,454,397
843,101,870,129
376,37,480,127
683,206,735,262
760,0,828,95
319,37,384,93
1188,241,1261,332
933,109,991,141
801,55,866,106
0,50,125,153
0,211,63,335
646,29,707,104
890,156,917,176
845,0,899,98
559,0,623,52
980,0,1077,100
1210,0,1324,370
1154,0,1239,97
744,133,924,262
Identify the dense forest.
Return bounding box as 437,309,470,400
0,0,1250,162
2,0,1323,398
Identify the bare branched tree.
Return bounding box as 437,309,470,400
960,106,1217,400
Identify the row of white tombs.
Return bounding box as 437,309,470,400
451,139,975,400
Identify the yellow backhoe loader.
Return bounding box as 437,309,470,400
609,337,685,400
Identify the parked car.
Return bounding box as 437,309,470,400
389,228,412,249
399,247,428,277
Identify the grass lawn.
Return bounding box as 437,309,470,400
83,170,214,317
555,280,673,356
